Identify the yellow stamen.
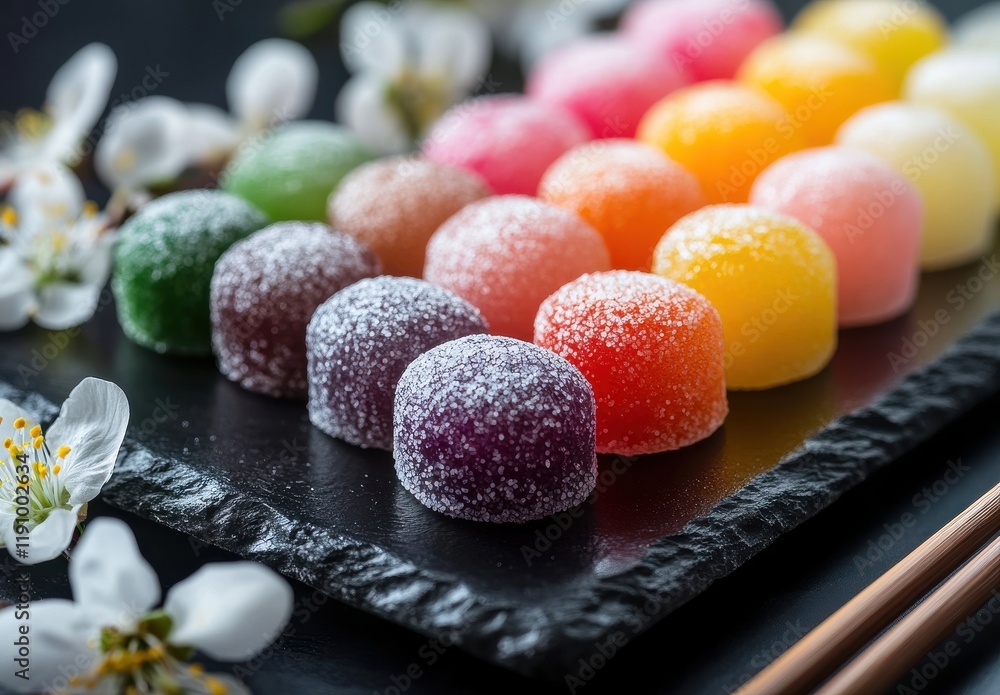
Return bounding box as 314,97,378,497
32,436,44,449
1,206,17,228
12,418,26,430
113,148,137,173
7,446,22,458
51,233,67,253
52,464,61,475
2,438,11,449
188,663,205,676
83,200,99,217
204,677,228,695
57,445,71,458
29,425,41,438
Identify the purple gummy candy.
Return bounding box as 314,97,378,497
211,222,380,399
306,276,489,450
393,334,598,523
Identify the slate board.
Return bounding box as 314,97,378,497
0,240,998,680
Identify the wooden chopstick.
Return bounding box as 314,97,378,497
736,481,1000,695
816,534,1000,695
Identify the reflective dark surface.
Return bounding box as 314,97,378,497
0,237,997,676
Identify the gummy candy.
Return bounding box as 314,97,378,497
424,196,610,340
211,222,380,399
750,147,922,327
538,140,705,270
328,157,491,277
534,271,727,455
307,277,488,450
421,95,590,196
394,334,597,523
113,190,269,355
653,205,837,390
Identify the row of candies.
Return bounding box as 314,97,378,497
15,0,1000,523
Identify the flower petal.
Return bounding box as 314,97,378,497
1,506,79,564
227,39,318,131
43,43,117,167
178,672,252,695
339,2,407,75
335,74,411,154
94,96,190,192
185,103,242,165
69,517,160,619
32,281,103,330
165,562,293,661
412,3,491,91
0,599,99,693
0,249,35,332
8,162,85,233
45,377,129,506
0,398,34,443
76,228,115,286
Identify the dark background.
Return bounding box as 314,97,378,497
1,1,999,694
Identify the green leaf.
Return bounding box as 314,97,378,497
279,0,344,38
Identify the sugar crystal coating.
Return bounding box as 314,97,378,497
328,157,491,277
793,0,947,92
421,95,590,196
423,196,611,340
539,140,705,271
394,334,597,523
113,190,269,355
622,0,783,81
526,35,689,139
737,34,893,146
653,205,837,390
223,121,373,222
307,277,488,450
637,81,804,204
750,146,922,327
534,271,727,456
211,222,381,399
836,102,997,270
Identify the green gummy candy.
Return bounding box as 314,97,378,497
113,190,269,355
222,121,374,222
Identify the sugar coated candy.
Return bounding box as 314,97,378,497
837,102,997,270
792,0,947,92
421,95,590,196
750,147,922,327
211,222,381,399
526,35,689,139
538,140,705,271
621,0,783,81
534,271,727,456
223,121,373,222
394,334,597,523
904,50,1000,200
328,157,491,277
653,205,837,390
637,81,804,204
307,277,488,450
113,190,269,355
423,196,611,340
737,34,893,146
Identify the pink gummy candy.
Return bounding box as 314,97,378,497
750,146,923,327
526,35,689,139
621,0,783,81
424,196,611,341
421,95,590,196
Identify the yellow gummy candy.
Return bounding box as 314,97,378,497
793,0,948,93
653,205,837,390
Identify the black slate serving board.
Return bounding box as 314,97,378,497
0,239,998,680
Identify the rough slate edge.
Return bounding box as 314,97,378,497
3,311,999,681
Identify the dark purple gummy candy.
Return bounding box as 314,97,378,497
210,222,380,399
307,276,489,450
393,334,598,523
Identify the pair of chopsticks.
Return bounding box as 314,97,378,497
737,481,1000,695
